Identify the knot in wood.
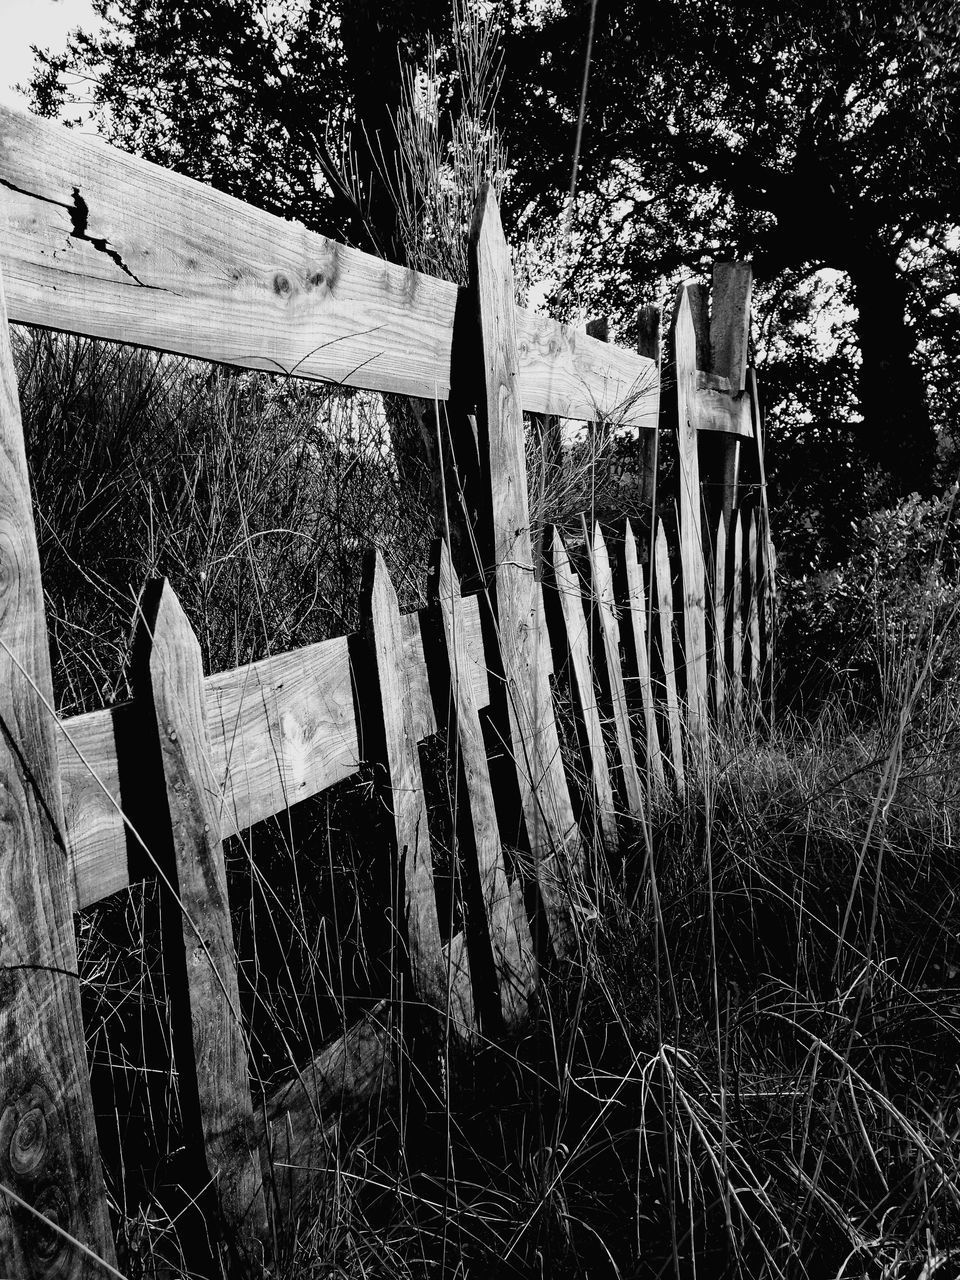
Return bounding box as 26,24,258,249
26,1183,70,1270
8,1107,47,1176
0,1084,55,1182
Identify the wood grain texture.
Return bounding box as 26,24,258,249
0,262,116,1277
139,579,268,1266
710,263,753,392
672,283,709,751
710,263,753,529
470,184,581,957
548,527,618,852
582,518,644,817
0,105,657,425
59,597,492,912
205,636,359,838
748,365,777,670
432,542,536,1031
731,511,744,712
362,552,474,1035
260,1001,395,1218
515,308,657,428
713,515,728,718
654,521,685,792
401,594,489,741
58,704,130,909
694,387,753,438
622,521,665,793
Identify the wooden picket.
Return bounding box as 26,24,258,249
430,541,537,1032
621,520,666,795
135,579,269,1269
548,527,619,851
654,521,686,791
731,510,745,713
582,518,645,818
0,104,777,1270
713,514,728,717
746,511,762,695
469,183,581,958
673,284,709,750
361,551,475,1038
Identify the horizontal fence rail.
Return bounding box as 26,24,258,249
0,106,658,427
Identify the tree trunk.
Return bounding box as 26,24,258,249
847,249,937,500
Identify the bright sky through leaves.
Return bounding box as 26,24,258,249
0,0,98,108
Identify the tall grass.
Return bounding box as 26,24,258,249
17,325,960,1278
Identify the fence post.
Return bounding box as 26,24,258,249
135,578,269,1270
710,263,753,531
0,265,116,1276
672,283,710,753
468,183,581,957
637,305,661,506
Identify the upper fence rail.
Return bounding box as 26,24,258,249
0,105,658,427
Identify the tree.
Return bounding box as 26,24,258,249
25,0,960,542
496,0,960,505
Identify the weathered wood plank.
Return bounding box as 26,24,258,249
361,552,474,1034
516,309,658,428
710,263,753,393
672,283,709,751
431,542,536,1031
401,594,489,740
654,521,685,791
582,518,644,818
548,526,618,851
746,510,761,694
470,184,581,957
710,263,753,529
206,636,359,839
693,387,753,438
260,1001,395,1218
748,365,777,674
59,595,493,913
58,704,130,909
0,105,657,426
622,520,666,793
713,514,728,718
636,307,661,504
0,259,116,1276
731,510,744,713
137,579,268,1267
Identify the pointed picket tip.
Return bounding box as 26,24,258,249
549,523,569,569
428,537,459,607
469,180,505,258
360,547,399,620
141,577,201,679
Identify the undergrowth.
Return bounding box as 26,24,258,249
16,327,960,1279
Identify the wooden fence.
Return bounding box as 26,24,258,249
0,105,774,1276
